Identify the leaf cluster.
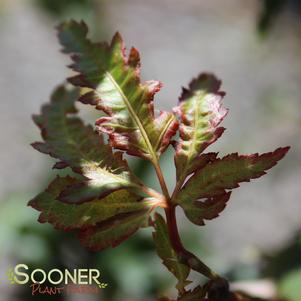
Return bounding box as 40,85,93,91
30,20,289,300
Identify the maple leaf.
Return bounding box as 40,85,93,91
79,209,151,251
174,147,289,225
172,73,289,226
29,20,290,299
173,73,227,181
57,20,178,162
153,213,191,292
29,176,153,250
32,85,142,203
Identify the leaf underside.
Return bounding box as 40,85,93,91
57,20,178,162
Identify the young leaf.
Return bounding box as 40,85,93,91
179,192,231,226
29,176,149,230
152,213,191,292
57,20,178,162
173,73,227,181
79,209,151,251
174,147,289,225
29,19,291,298
32,85,141,203
29,176,153,250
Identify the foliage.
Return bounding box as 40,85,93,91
34,0,92,17
279,268,301,301
258,0,301,34
153,213,191,292
30,20,289,300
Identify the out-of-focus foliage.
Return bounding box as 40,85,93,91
258,0,301,33
260,231,301,301
34,0,92,17
258,0,285,33
262,231,301,280
279,268,301,301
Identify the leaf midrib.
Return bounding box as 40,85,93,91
155,114,174,152
179,94,200,181
105,71,158,163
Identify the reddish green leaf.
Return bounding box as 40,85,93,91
179,192,231,226
57,20,178,161
173,74,227,181
174,147,289,225
79,209,151,251
28,19,292,296
32,85,141,203
29,176,150,230
153,213,191,292
29,176,153,251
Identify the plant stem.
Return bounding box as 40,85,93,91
165,205,220,280
152,158,224,282
171,178,184,201
153,160,170,199
140,185,168,207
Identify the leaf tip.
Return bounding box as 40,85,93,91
128,47,141,70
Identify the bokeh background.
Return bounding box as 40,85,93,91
0,0,300,300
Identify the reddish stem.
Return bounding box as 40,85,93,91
152,159,225,282
165,205,220,280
